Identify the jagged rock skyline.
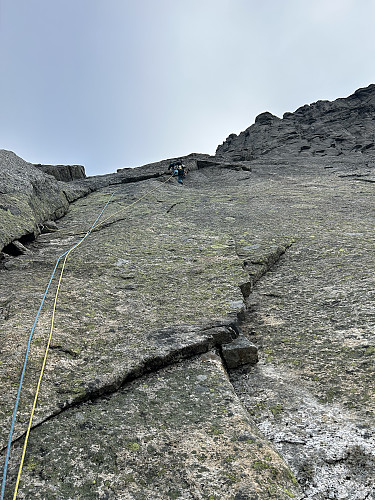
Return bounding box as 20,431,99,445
216,83,375,162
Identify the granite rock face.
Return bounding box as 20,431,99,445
0,150,70,253
0,161,300,499
1,150,249,255
216,83,375,161
1,85,375,499
34,164,86,182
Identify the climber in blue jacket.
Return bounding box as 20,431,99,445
177,164,185,185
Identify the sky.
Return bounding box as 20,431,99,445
1,0,375,176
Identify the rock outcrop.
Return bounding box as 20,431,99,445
0,150,70,254
1,85,375,499
34,163,86,182
216,83,375,161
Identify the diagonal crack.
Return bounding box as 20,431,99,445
166,202,183,213
235,239,294,299
1,321,240,452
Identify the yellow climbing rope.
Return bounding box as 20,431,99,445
12,174,173,498
13,249,70,499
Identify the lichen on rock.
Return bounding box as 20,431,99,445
1,85,375,498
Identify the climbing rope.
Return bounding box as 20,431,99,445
91,174,173,232
49,174,174,238
0,190,115,500
1,174,173,499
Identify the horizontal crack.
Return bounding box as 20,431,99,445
49,345,80,359
90,215,129,233
355,177,375,183
120,172,164,184
274,438,307,445
1,321,241,452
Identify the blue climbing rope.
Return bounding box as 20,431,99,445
0,191,115,500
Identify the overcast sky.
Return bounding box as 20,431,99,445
1,0,375,175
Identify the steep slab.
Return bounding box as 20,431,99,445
1,151,249,254
3,354,300,499
0,174,251,449
2,155,374,498
228,159,375,499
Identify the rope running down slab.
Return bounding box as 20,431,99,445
2,174,173,499
0,190,115,500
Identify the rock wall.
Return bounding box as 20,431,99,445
0,150,70,253
1,164,302,499
0,151,248,255
1,84,375,499
216,83,375,161
34,163,86,182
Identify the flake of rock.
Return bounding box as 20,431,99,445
222,333,259,368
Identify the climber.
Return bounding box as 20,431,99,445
168,161,179,176
177,163,185,185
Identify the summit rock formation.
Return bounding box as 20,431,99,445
216,84,375,162
0,85,374,499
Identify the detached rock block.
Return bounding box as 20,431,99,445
222,333,258,369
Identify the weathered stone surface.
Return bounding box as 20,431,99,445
1,84,375,498
4,354,300,499
2,151,374,498
0,150,71,252
216,83,375,162
0,151,246,253
0,164,301,498
228,158,375,499
39,220,58,233
222,333,259,369
34,164,86,182
0,175,251,448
